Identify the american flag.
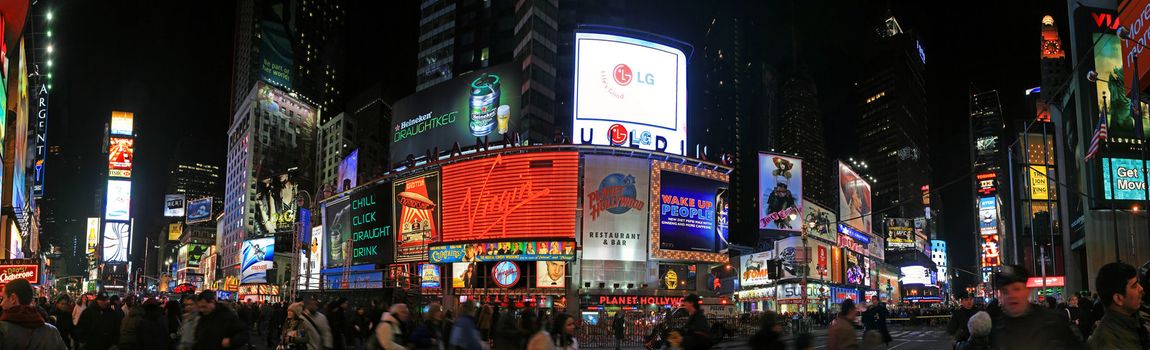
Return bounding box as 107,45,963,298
1084,109,1108,161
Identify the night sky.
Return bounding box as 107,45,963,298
46,0,1065,291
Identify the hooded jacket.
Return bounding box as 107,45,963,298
0,305,68,350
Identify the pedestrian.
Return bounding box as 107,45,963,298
660,330,683,350
120,298,171,350
679,294,710,350
746,311,783,350
50,294,76,349
861,295,891,345
549,313,577,350
442,310,455,349
283,302,323,350
178,296,201,350
1087,262,1144,349
955,311,991,350
351,307,373,350
76,292,123,350
328,298,349,350
72,293,91,328
165,300,183,347
492,306,524,350
611,312,626,350
272,302,288,349
988,264,1082,349
827,299,859,350
948,291,978,344
1077,292,1097,340
0,278,68,349
412,303,447,350
191,290,249,350
377,303,411,350
449,302,485,350
477,305,493,341
1063,294,1082,331
523,310,551,350
306,298,334,350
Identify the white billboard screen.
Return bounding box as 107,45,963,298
102,221,130,263
581,155,649,261
573,33,687,155
105,180,131,221
164,194,186,218
900,265,933,286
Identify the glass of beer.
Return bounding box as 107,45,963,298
497,105,510,134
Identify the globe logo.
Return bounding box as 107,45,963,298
598,173,638,215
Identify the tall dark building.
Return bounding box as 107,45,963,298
230,0,346,117
166,141,224,215
416,0,516,91
778,75,833,207
968,89,1005,287
316,83,392,198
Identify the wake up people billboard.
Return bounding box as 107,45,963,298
759,153,802,234
650,160,729,263
389,63,523,168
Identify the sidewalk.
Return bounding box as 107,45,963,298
581,332,830,350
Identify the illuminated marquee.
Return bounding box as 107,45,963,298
0,264,38,285
977,173,996,195
596,295,684,306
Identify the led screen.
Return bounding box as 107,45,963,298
108,137,133,178
658,263,695,290
110,111,134,136
393,172,439,262
650,161,729,263
982,235,1001,268
241,238,275,284
979,197,998,236
1102,158,1148,200
329,181,394,266
338,149,358,192
8,223,21,259
844,250,866,286
838,162,872,234
886,218,915,250
324,197,352,267
183,244,208,268
900,266,933,285
581,155,650,262
573,33,687,155
102,221,130,263
759,153,802,232
105,180,132,221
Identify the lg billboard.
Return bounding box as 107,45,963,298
573,33,687,155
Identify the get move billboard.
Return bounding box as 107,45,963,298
759,153,802,232
650,160,730,263
390,63,522,167
838,162,872,234
573,33,688,155
581,155,649,262
393,172,440,262
441,152,579,242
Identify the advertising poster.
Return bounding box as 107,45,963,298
347,182,393,265
979,197,998,235
1102,158,1148,200
164,194,186,218
573,33,688,155
167,223,183,241
759,153,803,232
775,236,806,279
185,244,208,268
868,236,885,261
843,250,866,286
537,261,566,288
8,223,22,259
102,222,130,263
254,173,298,236
886,218,915,250
442,152,579,242
108,137,133,178
428,240,575,263
105,180,132,221
658,263,695,290
801,200,837,243
323,197,352,267
298,226,323,290
739,251,772,287
419,264,441,288
0,264,38,285
393,172,439,262
900,266,933,286
241,238,275,284
338,149,358,192
259,0,294,89
86,218,100,255
389,63,523,167
838,162,872,234
452,262,478,288
1094,33,1150,143
651,161,730,262
186,197,213,223
1030,166,1049,200
110,111,133,136
582,155,650,261
982,235,1001,267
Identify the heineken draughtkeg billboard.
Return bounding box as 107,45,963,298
390,63,523,167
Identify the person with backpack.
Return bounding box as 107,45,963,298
449,302,486,350
375,303,411,350
282,302,323,350
411,303,447,350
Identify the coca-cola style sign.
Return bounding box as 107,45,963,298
0,264,38,285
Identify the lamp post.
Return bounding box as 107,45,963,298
800,215,809,318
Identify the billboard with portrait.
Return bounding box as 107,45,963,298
838,162,872,234
537,261,566,288
650,161,729,263
759,153,802,232
886,218,915,250
389,63,523,167
338,149,358,192
110,111,134,136
801,200,837,243
582,155,650,262
658,263,695,290
428,240,576,263
254,173,298,236
102,221,130,263
982,235,1001,268
393,172,440,262
441,152,579,242
105,180,132,221
186,197,213,224
979,197,998,235
241,238,275,284
302,226,323,290
452,262,478,288
573,32,688,155
739,251,772,287
164,194,186,218
108,137,133,178
1102,158,1148,201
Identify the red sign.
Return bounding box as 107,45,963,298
1026,276,1066,288
817,246,828,271
597,295,684,306
838,234,864,253
108,137,134,177
981,235,1001,267
491,261,521,288
0,265,38,285
441,152,579,242
1119,3,1150,92
173,283,196,294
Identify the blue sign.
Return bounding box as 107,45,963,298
1103,158,1149,200
658,171,726,253
322,264,384,289
186,197,213,223
838,224,871,245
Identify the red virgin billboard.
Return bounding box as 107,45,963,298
441,152,579,242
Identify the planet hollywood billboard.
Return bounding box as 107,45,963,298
581,155,650,262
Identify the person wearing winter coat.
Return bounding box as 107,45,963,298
328,298,350,350
450,303,485,350
827,299,859,350
955,311,992,350
377,303,412,350
76,292,123,350
1088,262,1144,350
550,313,578,350
49,295,76,349
282,302,323,350
747,311,784,350
860,296,891,345
119,299,170,350
350,307,373,349
492,307,525,350
306,298,334,350
411,303,448,350
0,278,68,350
191,290,249,350
178,297,201,350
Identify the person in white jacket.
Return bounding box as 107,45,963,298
377,304,411,350
307,298,334,349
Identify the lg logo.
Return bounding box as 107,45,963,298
612,63,654,86
609,124,629,145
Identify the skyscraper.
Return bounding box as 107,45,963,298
416,0,516,91
778,75,833,207
969,89,1004,287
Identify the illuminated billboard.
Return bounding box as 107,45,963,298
900,266,934,286
441,152,579,242
581,155,649,262
759,153,802,232
86,218,100,255
1093,32,1150,143
838,162,872,234
164,194,186,218
801,200,837,243
420,264,441,289
392,172,440,262
338,149,358,192
1030,166,1049,200
573,32,688,155
241,238,275,284
650,160,730,263
452,262,477,288
8,222,22,259
1102,158,1148,200
259,0,294,89
299,226,323,290
186,197,213,224
108,137,133,178
389,63,523,167
110,111,134,136
843,250,866,286
739,251,772,287
168,222,183,241
537,261,566,288
427,240,575,263
105,180,132,221
886,218,915,250
982,235,1001,268
324,197,351,267
102,222,130,263
326,181,395,266
658,264,695,290
979,197,998,236
254,173,298,236
182,244,208,268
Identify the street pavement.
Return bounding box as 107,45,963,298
711,325,952,350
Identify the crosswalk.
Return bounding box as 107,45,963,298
709,328,951,350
